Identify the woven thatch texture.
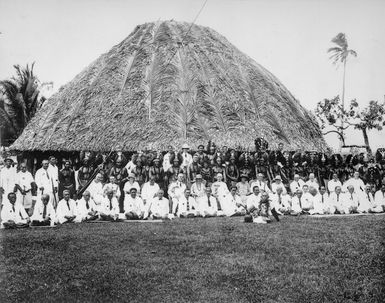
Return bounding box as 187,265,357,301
11,21,326,152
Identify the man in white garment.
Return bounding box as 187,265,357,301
290,190,303,215
15,163,35,215
341,185,359,213
56,190,76,224
197,187,218,217
99,190,119,221
123,173,141,197
246,186,261,216
47,156,59,200
180,144,193,174
35,160,57,208
343,171,365,193
87,173,105,211
103,175,121,200
236,175,251,205
373,184,385,213
329,186,345,214
271,175,287,195
0,157,17,206
221,186,246,217
357,185,374,213
250,173,271,193
141,175,160,205
162,145,174,173
290,174,305,196
327,173,342,194
31,194,56,226
174,188,197,218
147,189,170,219
305,173,319,194
124,188,146,219
310,186,331,215
301,185,314,214
211,173,229,208
1,192,30,228
168,173,186,215
271,187,291,215
125,154,137,175
75,190,98,222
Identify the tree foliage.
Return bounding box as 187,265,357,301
0,63,45,146
315,96,385,154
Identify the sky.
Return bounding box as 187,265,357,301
0,0,384,151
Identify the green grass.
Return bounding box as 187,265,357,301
1,215,385,303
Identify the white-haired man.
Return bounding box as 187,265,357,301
290,174,305,195
56,190,76,224
75,190,98,222
343,171,365,193
147,189,170,219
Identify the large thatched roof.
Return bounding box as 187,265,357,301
12,20,326,152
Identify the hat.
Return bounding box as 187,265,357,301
257,173,264,177
128,173,135,179
154,157,160,161
129,187,137,192
195,174,202,179
4,157,13,162
275,175,282,180
215,173,223,179
240,174,249,180
182,143,190,149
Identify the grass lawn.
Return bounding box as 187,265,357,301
1,215,384,303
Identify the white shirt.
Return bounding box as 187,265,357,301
148,197,169,217
56,198,77,223
103,183,121,199
343,191,360,208
271,193,291,210
197,195,218,212
211,181,229,198
87,181,104,204
123,181,140,194
162,153,173,172
35,167,55,194
48,164,59,188
174,195,197,214
124,195,145,214
0,166,17,197
16,171,34,191
125,160,136,174
31,200,56,222
168,181,186,200
305,179,319,192
250,180,270,193
343,177,365,193
246,194,261,211
290,179,305,195
271,181,287,195
374,190,385,207
221,193,244,215
76,197,98,217
100,196,119,216
141,182,160,203
1,201,29,223
328,179,342,193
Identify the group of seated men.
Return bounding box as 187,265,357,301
1,161,385,228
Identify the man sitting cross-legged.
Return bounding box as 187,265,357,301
221,186,246,217
1,192,30,229
245,192,276,223
99,190,119,221
147,189,170,220
124,188,146,220
196,187,219,218
31,194,56,226
174,188,197,218
56,190,77,224
75,190,98,222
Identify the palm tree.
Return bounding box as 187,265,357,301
327,33,357,146
0,63,45,146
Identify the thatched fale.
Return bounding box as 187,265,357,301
11,20,326,152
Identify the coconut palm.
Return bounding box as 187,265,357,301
328,33,357,145
0,63,44,146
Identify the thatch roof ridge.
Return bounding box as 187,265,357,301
11,20,326,152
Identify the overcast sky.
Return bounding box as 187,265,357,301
0,0,384,151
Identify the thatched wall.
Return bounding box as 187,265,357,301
11,20,326,152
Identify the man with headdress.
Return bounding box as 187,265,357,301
187,154,201,185
77,157,95,192
0,156,17,205
200,160,213,184
59,160,76,200
109,156,129,213
15,162,35,215
166,156,183,187
132,158,148,187
149,157,164,190
195,144,207,163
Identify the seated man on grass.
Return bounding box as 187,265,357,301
372,183,385,213
75,190,98,222
99,190,119,221
270,187,291,215
174,188,197,218
357,185,374,213
56,190,77,224
1,192,30,229
147,189,170,220
31,194,56,226
343,185,360,214
196,187,220,218
124,187,146,220
221,186,246,217
289,190,303,215
245,192,278,223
